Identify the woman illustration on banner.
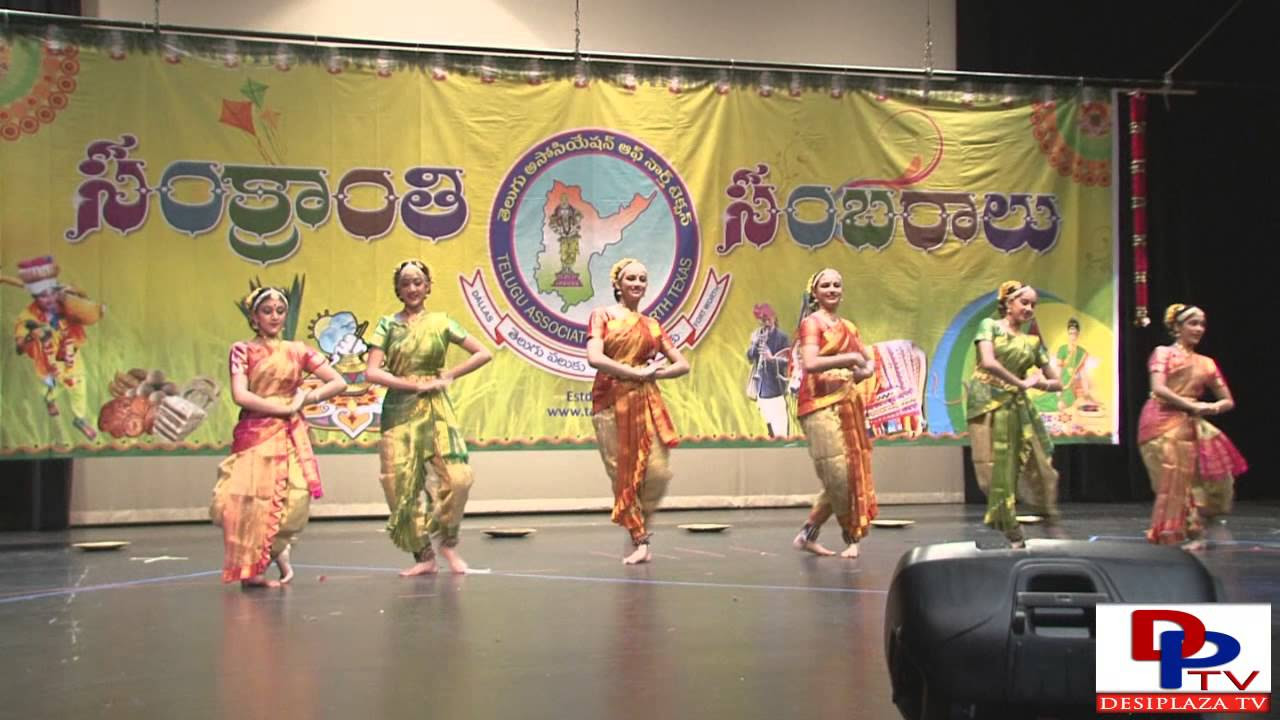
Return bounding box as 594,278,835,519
965,281,1062,547
1140,304,1246,550
745,303,791,437
791,268,878,559
366,260,492,576
211,287,347,588
587,258,690,565
5,256,104,441
1034,317,1097,414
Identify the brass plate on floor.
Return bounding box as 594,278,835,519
483,528,536,538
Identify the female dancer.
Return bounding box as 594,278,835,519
791,268,878,558
366,260,492,575
213,287,347,588
965,281,1061,547
587,258,689,565
1140,304,1246,550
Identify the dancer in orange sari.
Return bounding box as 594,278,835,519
1141,304,1246,550
587,258,689,565
791,268,878,559
212,287,346,588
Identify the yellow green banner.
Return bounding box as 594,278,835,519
0,30,1118,456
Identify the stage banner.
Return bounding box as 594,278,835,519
0,29,1118,456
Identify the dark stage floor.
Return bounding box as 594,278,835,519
1,503,1277,720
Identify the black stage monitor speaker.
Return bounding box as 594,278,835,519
884,539,1220,720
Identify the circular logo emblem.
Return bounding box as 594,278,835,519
487,129,700,350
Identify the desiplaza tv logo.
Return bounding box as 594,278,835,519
1096,604,1271,714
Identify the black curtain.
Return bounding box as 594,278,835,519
0,0,81,12
957,0,1278,501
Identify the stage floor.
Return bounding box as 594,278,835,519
2,502,1278,719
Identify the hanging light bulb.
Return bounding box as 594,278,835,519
715,69,731,96
222,39,240,69
108,30,127,60
668,66,682,94
621,63,637,91
829,75,845,99
326,48,343,75
44,25,65,53
162,35,183,65
758,71,773,97
375,50,393,78
573,61,589,88
1001,83,1016,107
480,55,497,84
431,53,448,81
274,44,293,72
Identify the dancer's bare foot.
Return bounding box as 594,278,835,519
1182,539,1207,552
275,546,294,584
623,543,652,565
240,574,281,589
399,558,438,577
439,546,469,574
792,531,836,556
839,543,860,559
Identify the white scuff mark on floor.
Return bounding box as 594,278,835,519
65,568,89,605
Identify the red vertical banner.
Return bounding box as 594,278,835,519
1129,91,1150,326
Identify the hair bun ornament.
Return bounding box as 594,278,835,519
998,280,1024,303
394,259,431,282
247,286,289,313
609,257,642,288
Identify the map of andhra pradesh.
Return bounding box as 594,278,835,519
533,181,656,311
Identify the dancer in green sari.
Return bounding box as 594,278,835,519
366,260,492,575
966,281,1064,546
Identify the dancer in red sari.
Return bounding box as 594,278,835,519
587,258,689,565
791,268,878,559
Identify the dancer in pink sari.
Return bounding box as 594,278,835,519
1140,304,1246,550
211,288,346,588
